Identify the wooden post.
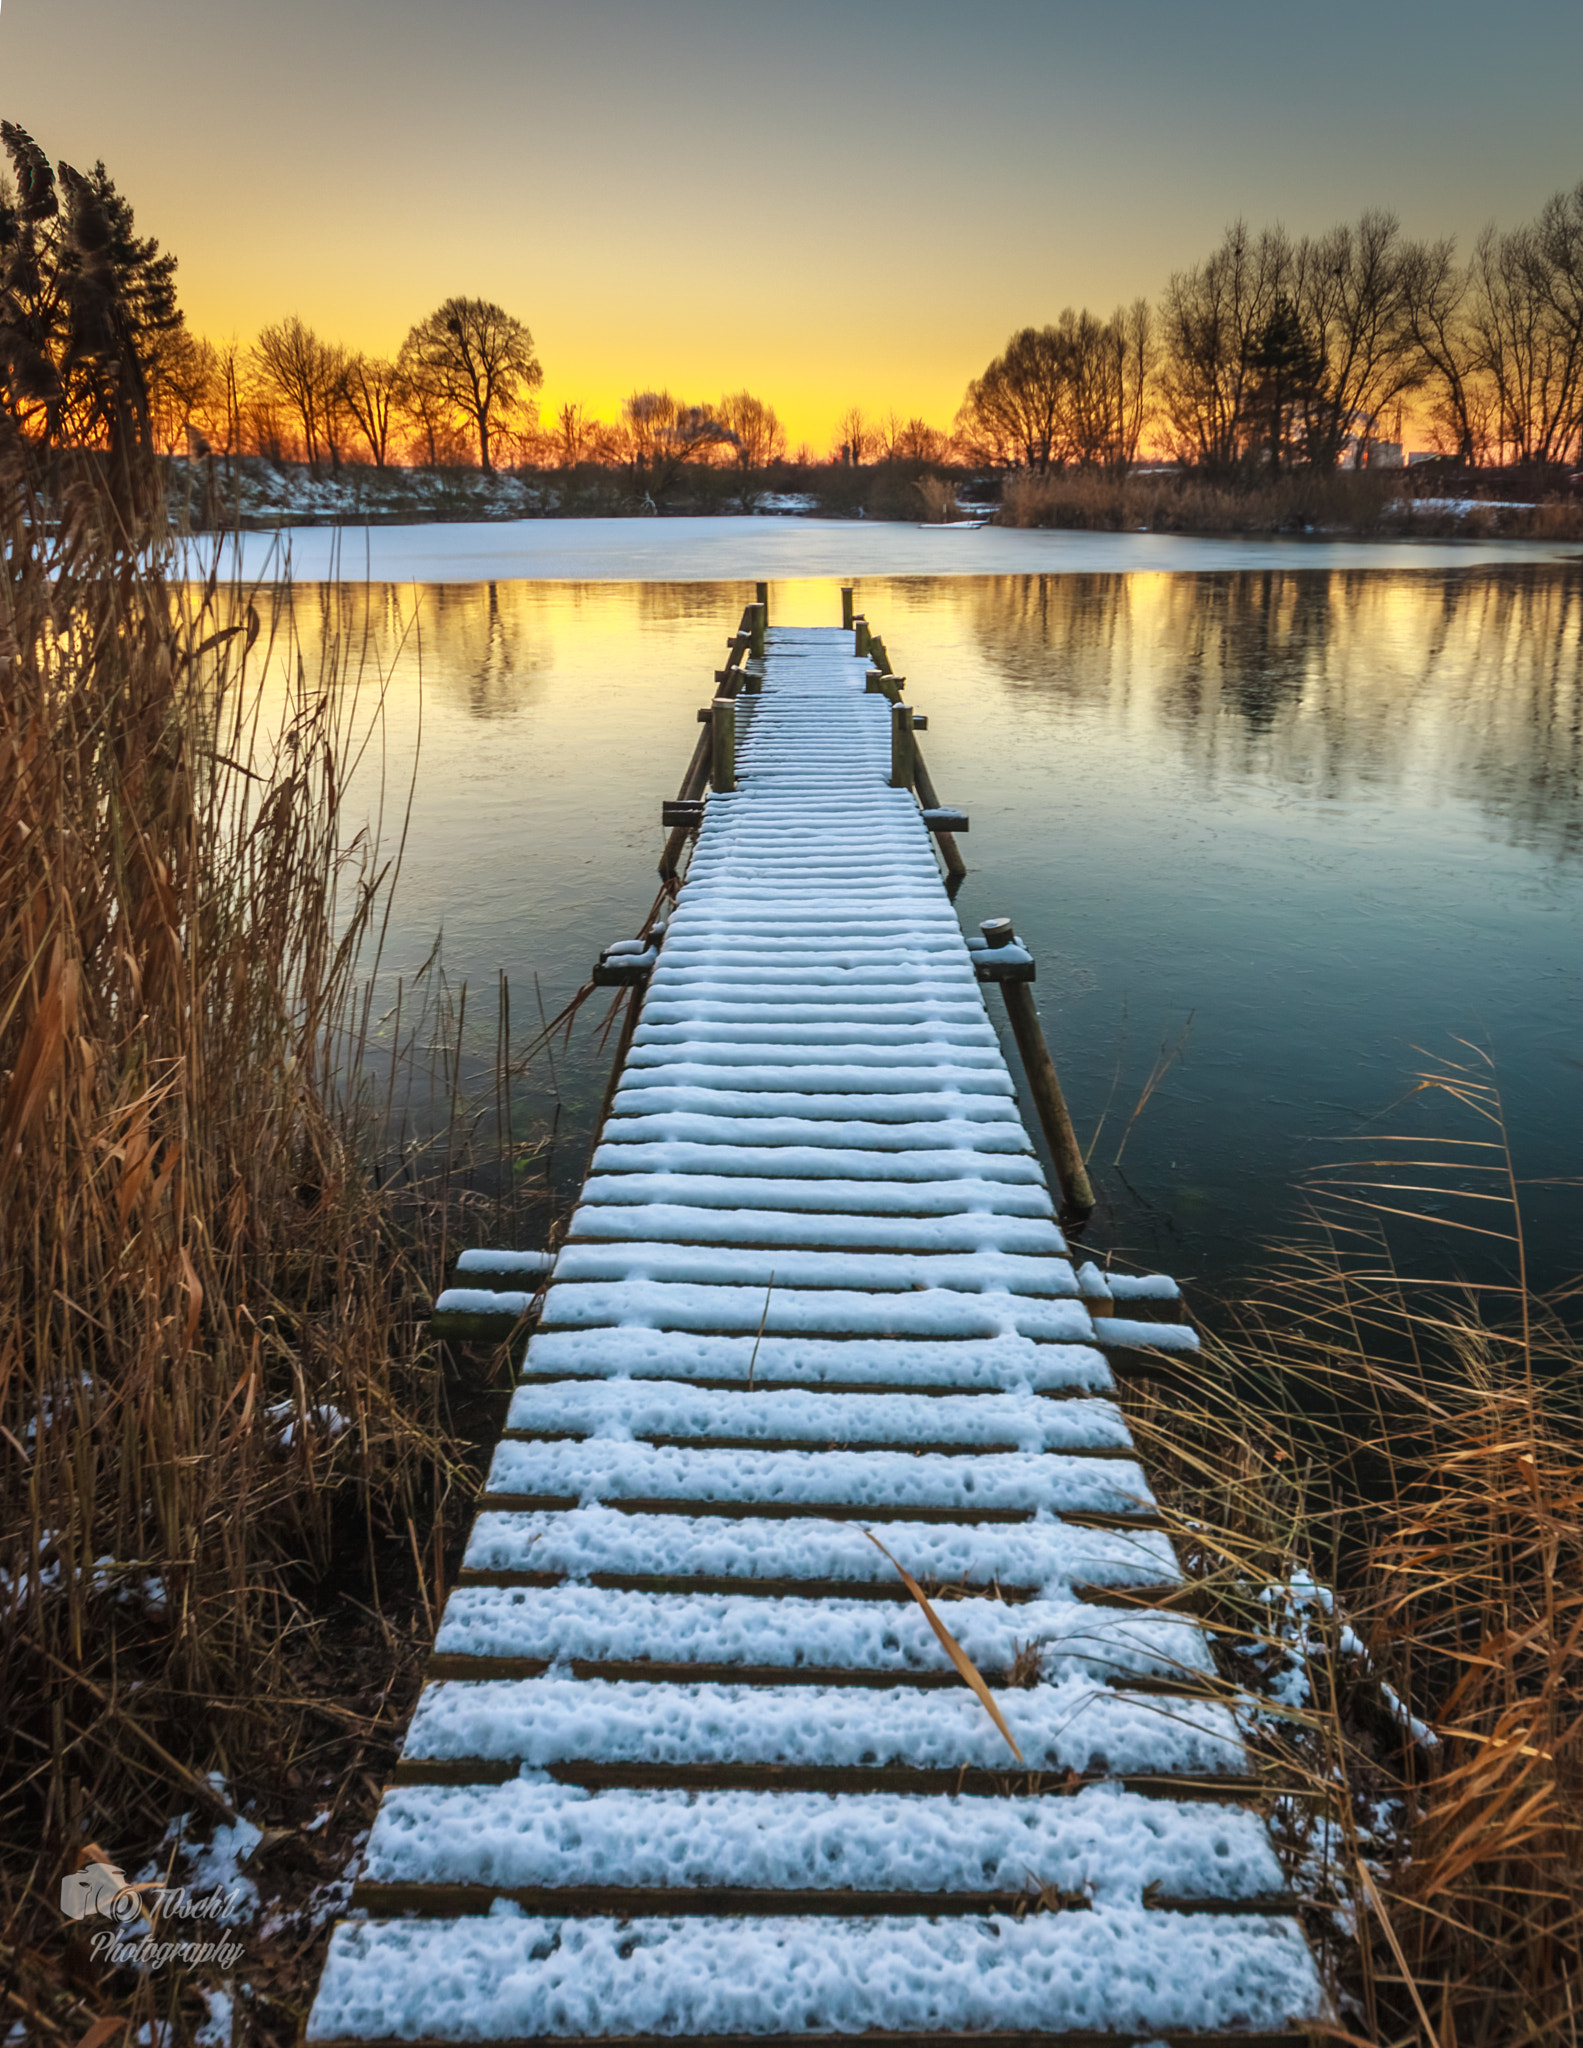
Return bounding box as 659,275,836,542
755,580,769,622
869,634,892,675
841,587,854,629
749,603,765,658
590,982,648,1166
711,695,736,793
998,977,1095,1220
890,702,915,789
854,617,871,657
914,745,967,883
659,723,712,878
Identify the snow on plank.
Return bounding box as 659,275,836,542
614,1063,1015,1100
307,1908,1324,2042
588,1141,1046,1185
397,1673,1250,1781
358,1779,1284,1907
578,1169,1055,1217
429,1582,1210,1683
501,1381,1129,1452
459,1507,1178,1593
481,1439,1154,1518
624,1039,1008,1072
519,1328,1116,1393
537,1280,1094,1343
566,1200,1065,1255
598,1109,1036,1153
550,1242,1075,1295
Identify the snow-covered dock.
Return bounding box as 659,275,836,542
308,620,1324,2043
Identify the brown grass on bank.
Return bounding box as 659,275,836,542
1124,1048,1581,2047
0,428,495,2035
1000,466,1583,541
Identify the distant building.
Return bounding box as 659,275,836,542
1338,433,1403,469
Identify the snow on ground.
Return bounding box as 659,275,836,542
175,513,1583,585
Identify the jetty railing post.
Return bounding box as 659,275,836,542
853,616,871,657
841,587,854,630
913,746,967,883
749,603,765,658
993,965,1095,1221
711,694,737,793
659,719,713,879
890,702,915,789
755,581,769,623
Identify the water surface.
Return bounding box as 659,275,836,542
259,565,1582,1310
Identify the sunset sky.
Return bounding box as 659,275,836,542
4,0,1582,452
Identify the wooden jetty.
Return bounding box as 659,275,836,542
307,597,1326,2045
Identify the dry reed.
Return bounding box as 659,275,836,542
1125,1047,1580,2047
0,425,484,2035
999,466,1583,541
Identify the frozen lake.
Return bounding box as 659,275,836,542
191,512,1583,586
241,546,1583,1313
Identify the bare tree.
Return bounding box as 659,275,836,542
892,417,950,464
398,297,541,472
1291,210,1419,469
148,326,217,456
1533,179,1583,458
1399,238,1485,463
1159,221,1289,471
1112,299,1155,469
1058,304,1153,471
1161,213,1418,472
718,389,785,470
955,326,1070,470
550,400,599,467
252,317,341,467
341,353,400,468
832,406,875,464
1468,192,1583,464
622,389,733,496
211,337,245,458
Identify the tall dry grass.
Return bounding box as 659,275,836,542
0,428,479,2026
1000,465,1583,540
1126,1048,1580,2046
1001,466,1397,535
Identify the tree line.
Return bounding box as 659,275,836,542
961,191,1583,476
7,116,1583,484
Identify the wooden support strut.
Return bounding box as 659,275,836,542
979,918,1095,1220
914,744,968,882
840,586,854,629
866,625,967,884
